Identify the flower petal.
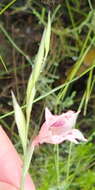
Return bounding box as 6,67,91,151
62,129,87,144
71,129,87,142
45,107,54,125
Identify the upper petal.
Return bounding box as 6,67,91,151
45,108,66,128
45,107,53,121
45,108,79,130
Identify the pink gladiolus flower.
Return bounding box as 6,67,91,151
32,108,87,146
0,126,35,190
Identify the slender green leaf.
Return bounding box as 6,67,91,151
11,91,26,152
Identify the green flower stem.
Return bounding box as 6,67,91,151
66,142,73,182
55,144,60,189
66,92,87,186
20,144,34,190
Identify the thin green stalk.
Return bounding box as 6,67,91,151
55,144,60,189
0,55,8,72
84,69,93,115
88,0,93,10
66,0,81,44
66,92,87,185
90,75,95,92
51,5,61,23
20,145,34,190
78,92,86,112
0,0,17,15
66,142,73,182
79,28,92,57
